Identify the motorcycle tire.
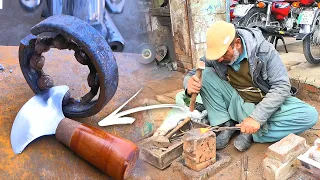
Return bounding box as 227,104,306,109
242,8,269,27
303,13,320,64
303,34,320,64
232,17,244,27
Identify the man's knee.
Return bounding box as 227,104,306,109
298,105,319,131
305,106,318,127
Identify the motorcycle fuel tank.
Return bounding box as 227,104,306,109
272,2,290,20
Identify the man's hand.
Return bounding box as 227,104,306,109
236,117,261,134
187,75,202,95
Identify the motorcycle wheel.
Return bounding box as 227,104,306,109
242,8,268,27
242,7,276,40
232,17,244,27
303,14,320,64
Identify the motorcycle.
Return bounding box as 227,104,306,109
232,0,320,64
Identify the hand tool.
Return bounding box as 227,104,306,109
169,126,241,138
241,154,248,180
210,126,241,132
10,85,138,180
152,61,205,148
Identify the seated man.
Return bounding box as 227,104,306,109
184,21,318,152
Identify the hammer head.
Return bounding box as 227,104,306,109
197,61,205,70
153,135,171,148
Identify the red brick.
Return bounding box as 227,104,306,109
262,157,299,180
182,128,216,171
266,133,307,163
183,153,216,172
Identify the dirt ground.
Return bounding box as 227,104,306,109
128,78,320,180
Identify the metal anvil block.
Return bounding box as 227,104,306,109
182,128,216,171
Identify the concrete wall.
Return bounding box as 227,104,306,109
188,0,227,68
169,0,227,71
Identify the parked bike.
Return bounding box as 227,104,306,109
232,0,320,64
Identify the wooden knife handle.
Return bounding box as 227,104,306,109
189,69,203,112
55,118,139,180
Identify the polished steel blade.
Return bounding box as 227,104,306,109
10,85,69,154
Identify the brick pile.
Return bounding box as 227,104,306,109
262,133,308,180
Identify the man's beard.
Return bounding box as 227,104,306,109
221,47,240,65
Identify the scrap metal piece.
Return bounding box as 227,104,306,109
19,15,119,118
135,43,156,64
155,45,168,62
19,0,42,12
0,64,4,71
104,11,125,52
241,154,248,180
105,0,125,14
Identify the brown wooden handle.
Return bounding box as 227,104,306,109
189,69,203,112
165,117,191,138
55,118,139,180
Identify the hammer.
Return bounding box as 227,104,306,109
153,61,205,148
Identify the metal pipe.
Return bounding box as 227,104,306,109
49,0,124,52
266,2,272,26
104,11,125,52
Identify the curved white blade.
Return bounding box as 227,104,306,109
10,85,69,154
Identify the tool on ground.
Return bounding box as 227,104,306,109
153,61,206,148
10,85,138,180
135,43,156,64
98,88,184,126
139,121,209,170
241,154,248,180
19,15,118,118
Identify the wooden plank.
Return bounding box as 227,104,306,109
170,0,193,70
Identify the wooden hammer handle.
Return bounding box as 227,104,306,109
55,118,139,180
164,69,203,139
189,69,203,112
165,117,191,138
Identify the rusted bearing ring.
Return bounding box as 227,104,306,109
19,15,119,118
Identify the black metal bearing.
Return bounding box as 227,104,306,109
19,15,119,118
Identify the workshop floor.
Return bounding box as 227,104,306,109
0,46,319,179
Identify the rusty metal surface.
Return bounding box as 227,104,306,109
0,46,184,179
20,15,119,118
